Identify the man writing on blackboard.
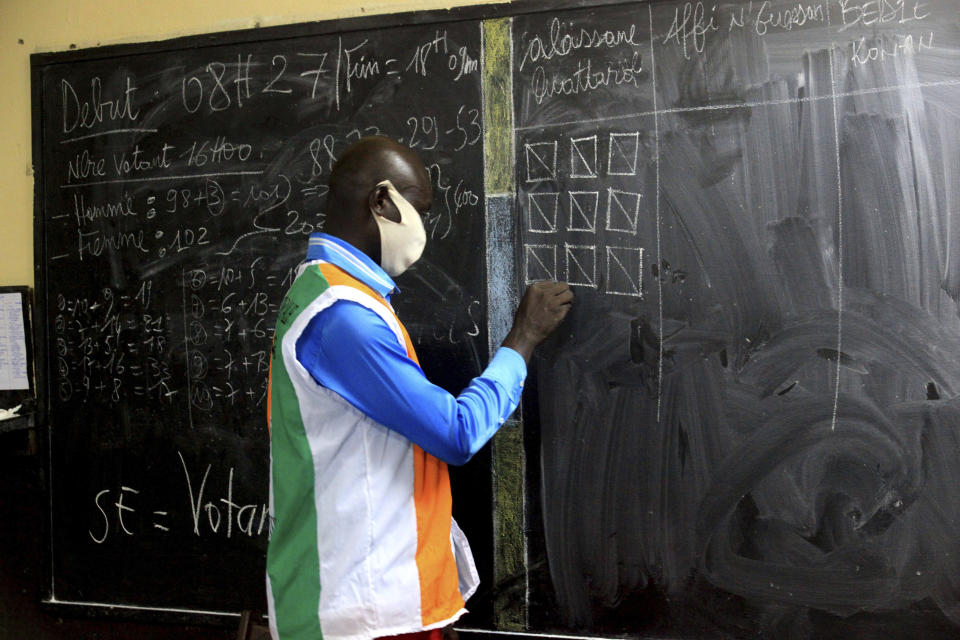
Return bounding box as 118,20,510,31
266,136,572,640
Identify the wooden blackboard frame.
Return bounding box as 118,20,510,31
28,0,674,631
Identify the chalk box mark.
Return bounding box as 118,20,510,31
570,135,598,178
528,192,560,233
606,246,643,297
608,132,640,176
568,191,599,232
606,188,643,233
525,141,558,183
565,243,597,288
525,244,558,283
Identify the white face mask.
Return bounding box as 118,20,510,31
372,179,427,277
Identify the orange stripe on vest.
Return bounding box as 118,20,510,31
315,263,464,625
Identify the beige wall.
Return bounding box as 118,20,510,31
0,0,506,286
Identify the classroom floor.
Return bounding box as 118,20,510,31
0,430,235,640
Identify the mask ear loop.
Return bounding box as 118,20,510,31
371,180,427,277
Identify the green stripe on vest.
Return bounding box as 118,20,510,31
268,265,330,640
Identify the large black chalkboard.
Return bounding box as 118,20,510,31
33,8,492,622
32,1,960,638
514,1,960,638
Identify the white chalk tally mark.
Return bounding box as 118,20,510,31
568,191,600,232
608,131,640,175
606,187,643,233
525,141,558,183
524,243,558,283
564,243,597,288
570,135,599,178
528,192,560,233
606,246,644,297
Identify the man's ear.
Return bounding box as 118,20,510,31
369,184,400,222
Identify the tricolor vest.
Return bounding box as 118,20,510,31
266,262,478,640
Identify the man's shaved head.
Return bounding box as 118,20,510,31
323,136,432,265
328,136,428,215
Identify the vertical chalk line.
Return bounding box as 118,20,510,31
509,21,518,214
828,46,843,431
47,404,56,597
334,36,342,112
481,19,489,311
509,20,529,627
180,268,195,429
648,4,664,422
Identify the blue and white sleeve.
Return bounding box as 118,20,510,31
295,300,527,465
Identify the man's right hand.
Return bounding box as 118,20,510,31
501,281,573,363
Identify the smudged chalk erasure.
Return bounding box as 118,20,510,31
515,1,960,638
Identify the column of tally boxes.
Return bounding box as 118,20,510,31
522,131,645,297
